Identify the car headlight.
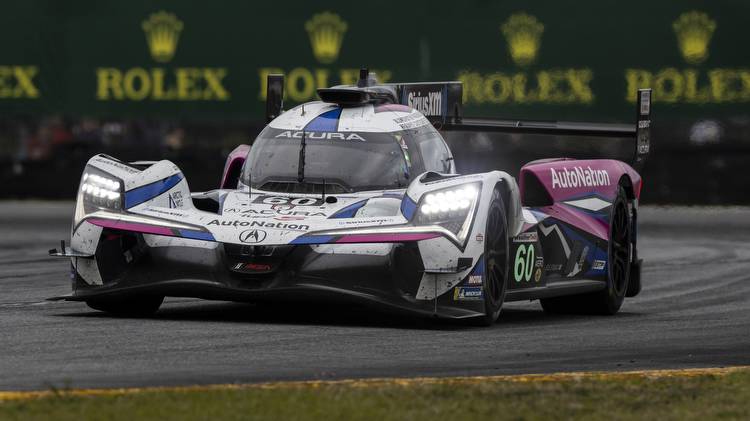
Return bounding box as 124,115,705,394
79,167,123,210
414,183,480,242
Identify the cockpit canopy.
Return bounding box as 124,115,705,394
242,105,454,194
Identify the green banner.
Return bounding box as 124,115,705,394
1,0,748,122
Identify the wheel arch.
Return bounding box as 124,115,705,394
491,174,523,238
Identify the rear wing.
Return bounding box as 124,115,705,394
439,88,652,168
263,70,651,167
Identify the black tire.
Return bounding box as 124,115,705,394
86,295,164,317
474,188,510,326
540,185,632,315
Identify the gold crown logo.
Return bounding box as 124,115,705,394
501,13,544,66
305,12,348,64
142,11,183,63
673,11,716,64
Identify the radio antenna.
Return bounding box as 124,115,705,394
297,130,306,184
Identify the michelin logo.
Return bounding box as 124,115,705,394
453,286,483,301
550,166,610,189
407,91,442,117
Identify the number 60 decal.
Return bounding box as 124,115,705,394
513,244,535,282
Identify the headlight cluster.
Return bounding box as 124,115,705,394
415,183,480,243
419,185,477,217
80,171,122,209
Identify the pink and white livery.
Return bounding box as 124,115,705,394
50,69,652,326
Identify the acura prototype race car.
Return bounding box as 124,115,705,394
50,69,652,325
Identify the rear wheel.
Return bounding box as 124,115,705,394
86,295,164,317
541,185,632,315
475,188,509,326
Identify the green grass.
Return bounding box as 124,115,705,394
2,370,750,421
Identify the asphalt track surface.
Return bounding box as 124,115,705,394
1,202,749,391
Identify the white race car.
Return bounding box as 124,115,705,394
50,70,651,325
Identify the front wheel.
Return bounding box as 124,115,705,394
475,187,509,326
86,295,164,317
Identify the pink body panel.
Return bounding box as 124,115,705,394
520,158,643,241
220,144,251,189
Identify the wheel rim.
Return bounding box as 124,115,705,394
485,205,507,305
609,200,631,296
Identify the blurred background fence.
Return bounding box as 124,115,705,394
1,1,748,203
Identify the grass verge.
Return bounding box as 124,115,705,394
1,367,749,420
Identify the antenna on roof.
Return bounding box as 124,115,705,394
357,68,369,87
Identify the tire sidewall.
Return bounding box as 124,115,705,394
606,187,632,311
482,188,509,323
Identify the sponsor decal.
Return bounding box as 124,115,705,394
168,191,183,208
208,219,310,231
274,131,365,141
407,91,442,117
502,13,544,67
550,166,611,189
306,12,347,64
468,275,483,285
143,207,187,218
513,244,535,282
252,195,324,207
475,233,484,242
454,286,483,301
239,229,267,244
258,12,392,103
534,267,542,282
91,157,140,174
544,263,562,272
393,112,431,130
223,208,326,218
592,259,606,270
233,262,272,271
513,231,538,243
626,12,749,105
96,11,229,102
578,246,590,269
0,65,39,99
535,256,544,268
458,13,593,105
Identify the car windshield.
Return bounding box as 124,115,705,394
242,127,410,193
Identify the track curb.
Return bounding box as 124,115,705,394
1,365,747,401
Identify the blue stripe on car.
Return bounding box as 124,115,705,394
124,174,183,208
400,195,417,220
179,230,215,241
290,235,336,245
304,108,342,132
330,200,367,218
472,255,485,275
